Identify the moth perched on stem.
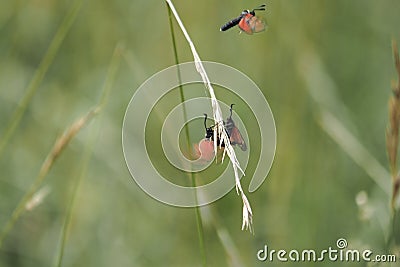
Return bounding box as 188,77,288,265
194,104,247,162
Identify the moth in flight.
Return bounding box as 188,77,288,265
220,4,266,34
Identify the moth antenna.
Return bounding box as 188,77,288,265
229,104,235,119
253,4,266,11
203,113,208,129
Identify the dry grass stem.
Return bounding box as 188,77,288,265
387,40,400,210
0,108,98,248
165,0,253,232
25,186,51,211
41,109,98,177
54,43,121,267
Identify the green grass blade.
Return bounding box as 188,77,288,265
0,108,97,248
0,0,84,157
54,43,121,267
166,4,206,266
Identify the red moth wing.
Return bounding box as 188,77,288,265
250,16,266,33
238,14,254,34
194,139,215,162
238,14,266,34
229,126,247,151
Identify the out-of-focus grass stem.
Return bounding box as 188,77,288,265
166,4,206,266
0,0,83,157
0,108,96,249
388,40,400,212
54,43,121,267
384,39,400,249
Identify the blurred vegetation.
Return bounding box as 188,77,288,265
1,0,400,266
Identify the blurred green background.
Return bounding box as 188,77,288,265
1,0,400,266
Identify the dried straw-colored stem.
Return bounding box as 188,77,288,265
165,0,253,232
0,108,98,248
387,39,400,210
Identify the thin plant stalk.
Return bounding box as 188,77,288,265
54,43,121,267
0,108,97,248
54,119,98,267
385,39,400,249
54,138,91,267
299,45,398,248
200,204,245,266
165,0,253,233
299,50,391,195
166,4,206,265
388,40,400,212
0,0,83,157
